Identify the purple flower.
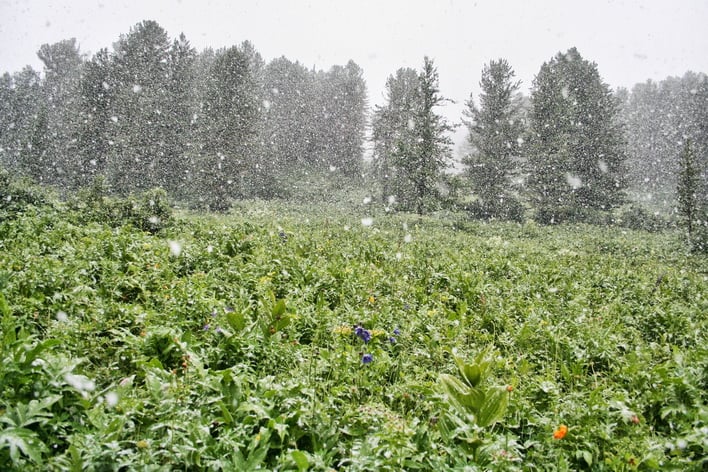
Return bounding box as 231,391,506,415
393,328,401,336
389,337,396,344
362,353,373,364
354,326,371,343
224,306,234,313
203,324,210,331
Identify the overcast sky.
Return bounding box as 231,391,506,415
1,0,707,150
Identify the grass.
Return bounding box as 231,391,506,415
0,198,706,470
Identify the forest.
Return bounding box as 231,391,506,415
0,20,705,242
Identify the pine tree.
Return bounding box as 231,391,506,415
528,48,626,223
108,20,173,193
677,140,699,236
373,58,453,214
197,45,260,210
37,38,84,188
76,48,115,187
463,59,524,220
371,67,420,205
319,60,367,178
407,57,454,215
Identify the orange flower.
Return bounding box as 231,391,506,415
506,385,514,392
553,424,568,440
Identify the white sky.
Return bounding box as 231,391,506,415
1,0,707,152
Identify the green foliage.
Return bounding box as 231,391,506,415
69,179,173,233
0,168,49,220
440,350,510,429
0,201,705,469
617,204,669,232
467,196,525,223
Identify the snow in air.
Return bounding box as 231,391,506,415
105,391,119,407
565,174,582,189
168,240,182,257
64,373,96,393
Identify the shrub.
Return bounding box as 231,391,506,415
617,204,668,232
467,196,525,223
70,178,173,233
0,168,49,220
533,205,609,225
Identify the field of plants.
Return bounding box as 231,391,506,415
1,196,706,471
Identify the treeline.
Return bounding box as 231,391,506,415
370,49,707,249
0,21,706,244
0,20,366,210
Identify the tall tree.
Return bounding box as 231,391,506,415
382,57,454,215
108,20,172,193
262,57,318,174
196,44,260,209
36,38,84,187
5,67,45,180
76,48,116,186
677,140,700,236
528,48,626,223
319,60,367,178
162,33,197,197
372,67,421,206
462,58,524,220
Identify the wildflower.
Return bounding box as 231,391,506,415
203,324,210,331
354,325,371,343
136,440,149,449
506,385,514,392
393,327,401,336
362,353,373,364
553,424,568,440
631,415,640,425
389,337,396,344
368,295,376,304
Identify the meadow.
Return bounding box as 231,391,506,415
0,196,706,470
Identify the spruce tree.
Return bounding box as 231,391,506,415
528,48,626,223
677,140,699,236
463,59,524,220
371,67,420,206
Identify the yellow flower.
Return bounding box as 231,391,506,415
333,325,352,336
368,295,376,304
136,440,149,449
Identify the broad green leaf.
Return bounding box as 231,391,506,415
0,427,46,464
226,310,246,332
291,450,310,471
272,299,286,318
476,387,509,427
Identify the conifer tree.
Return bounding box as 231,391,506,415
373,57,453,214
463,59,524,220
528,48,626,223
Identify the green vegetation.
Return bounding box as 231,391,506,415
1,189,706,470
